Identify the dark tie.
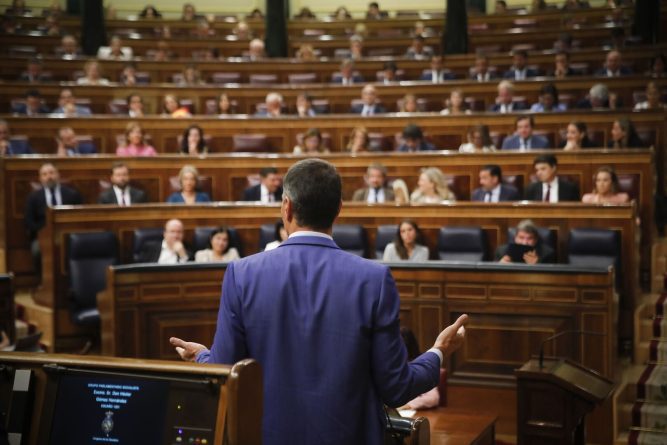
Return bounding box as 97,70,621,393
119,189,126,206
48,187,56,207
374,188,380,203
544,185,551,202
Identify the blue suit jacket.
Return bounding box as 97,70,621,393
197,235,440,445
471,185,521,202
166,192,211,203
5,139,33,155
501,134,550,150
503,67,540,79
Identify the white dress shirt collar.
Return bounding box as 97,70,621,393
289,231,333,240
113,185,130,205
542,177,559,203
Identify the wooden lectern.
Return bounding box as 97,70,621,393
515,357,614,445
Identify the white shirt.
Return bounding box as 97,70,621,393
44,185,62,207
260,184,275,203
113,185,131,206
288,230,333,240
484,184,501,203
366,187,386,203
499,103,513,113
157,240,187,264
542,177,559,203
475,72,491,82
519,137,531,151
513,68,527,80
361,105,375,116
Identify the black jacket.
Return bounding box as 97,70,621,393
241,184,283,202
524,178,580,202
25,185,82,239
98,186,148,205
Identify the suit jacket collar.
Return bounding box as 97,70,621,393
281,235,340,250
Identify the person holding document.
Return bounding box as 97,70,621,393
496,219,555,264
170,158,468,445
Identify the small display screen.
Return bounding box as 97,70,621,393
49,374,169,444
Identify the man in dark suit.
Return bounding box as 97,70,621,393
0,119,32,155
420,55,455,83
495,219,556,264
405,35,433,60
366,1,389,19
352,163,395,203
254,92,283,118
501,116,550,150
55,127,97,156
11,90,50,116
550,51,578,77
170,158,468,445
332,59,365,85
396,124,435,152
524,154,580,202
470,54,498,82
98,162,148,205
51,88,92,116
503,50,539,80
138,219,192,263
241,167,283,203
595,50,632,77
19,58,51,83
489,80,528,113
350,84,386,115
471,164,521,202
25,163,83,276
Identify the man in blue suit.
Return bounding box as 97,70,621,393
471,164,521,202
171,158,468,445
503,50,540,80
501,116,550,150
0,119,33,155
56,127,97,155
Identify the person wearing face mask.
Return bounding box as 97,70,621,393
382,220,429,261
582,166,630,204
98,162,148,205
195,227,241,262
496,219,555,264
352,163,395,203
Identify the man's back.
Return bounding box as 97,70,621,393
202,235,439,444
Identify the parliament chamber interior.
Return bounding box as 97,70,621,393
0,0,665,443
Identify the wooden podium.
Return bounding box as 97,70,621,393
515,357,614,445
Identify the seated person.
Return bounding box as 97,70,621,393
138,219,191,263
501,116,549,150
595,50,632,77
421,55,455,83
119,63,138,85
349,35,364,59
233,21,252,39
217,93,234,115
561,121,595,150
195,226,241,262
646,54,666,78
25,163,82,274
440,89,470,115
166,165,211,204
333,59,364,85
392,179,410,204
181,125,208,155
525,154,580,202
162,94,192,118
530,83,567,112
550,51,577,78
295,92,316,117
582,166,630,204
116,122,157,156
51,88,92,116
293,128,330,155
352,163,395,203
178,64,205,86
366,2,388,19
295,44,317,61
397,124,435,152
608,118,644,149
494,0,508,13
471,165,521,202
127,93,145,117
255,92,283,118
246,38,266,60
399,94,419,113
55,127,97,156
58,34,81,58
98,162,148,205
410,167,456,203
12,89,50,116
333,6,352,19
97,35,133,60
576,83,612,110
20,58,50,82
496,219,555,264
459,124,496,153
405,35,433,60
181,2,199,21
489,80,527,113
383,220,429,261
76,60,110,85
265,221,289,251
503,50,539,80
346,126,370,153
380,61,399,84
635,81,666,110
242,167,282,202
470,54,497,82
0,119,32,155
351,85,386,115
139,5,162,18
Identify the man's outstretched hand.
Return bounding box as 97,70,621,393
169,337,207,362
432,314,469,359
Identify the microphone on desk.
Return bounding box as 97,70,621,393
538,330,606,369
